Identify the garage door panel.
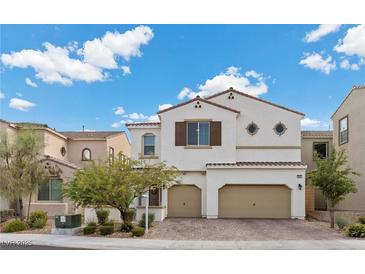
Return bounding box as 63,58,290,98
219,185,291,218
168,185,201,217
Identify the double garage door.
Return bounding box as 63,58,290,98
168,184,291,218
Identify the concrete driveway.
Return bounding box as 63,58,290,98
145,218,345,241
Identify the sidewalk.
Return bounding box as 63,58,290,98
0,233,364,250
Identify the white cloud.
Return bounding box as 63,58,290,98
158,103,173,111
111,122,122,128
177,66,268,100
123,112,148,120
340,59,360,71
121,66,131,75
1,25,154,86
301,118,331,130
299,52,336,74
111,119,134,128
0,91,4,100
81,25,154,68
25,77,38,87
1,42,104,86
9,98,36,111
334,24,365,57
147,115,160,122
114,106,125,115
304,24,341,43
15,92,23,97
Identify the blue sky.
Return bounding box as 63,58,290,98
0,24,364,132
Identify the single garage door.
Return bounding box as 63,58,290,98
219,185,291,218
168,185,201,217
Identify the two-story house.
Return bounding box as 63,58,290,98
0,119,130,216
127,87,307,221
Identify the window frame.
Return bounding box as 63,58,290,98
109,146,115,163
312,142,329,160
186,121,210,146
37,178,63,202
246,122,259,136
142,133,156,156
81,148,92,161
338,115,349,145
273,122,287,136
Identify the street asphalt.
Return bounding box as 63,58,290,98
0,233,364,250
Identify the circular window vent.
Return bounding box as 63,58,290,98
246,122,259,135
274,122,287,136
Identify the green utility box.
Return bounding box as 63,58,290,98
55,214,81,228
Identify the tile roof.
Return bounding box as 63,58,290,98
206,161,306,167
126,122,161,127
301,130,333,138
157,96,240,114
60,131,123,139
206,87,305,116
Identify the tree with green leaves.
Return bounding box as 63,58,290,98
0,129,48,220
63,154,181,222
309,148,359,228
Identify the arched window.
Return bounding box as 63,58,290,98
143,133,155,156
82,148,91,161
109,147,115,162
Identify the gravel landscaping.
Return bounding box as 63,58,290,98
145,218,345,241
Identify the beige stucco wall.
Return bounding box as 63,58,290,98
332,87,365,211
67,139,107,167
301,137,333,172
106,133,131,158
42,130,68,161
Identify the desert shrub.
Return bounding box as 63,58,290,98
132,226,145,237
0,209,15,222
121,222,134,232
124,209,135,223
87,221,97,227
83,225,96,235
104,221,114,227
138,213,155,228
335,217,348,230
95,209,109,225
358,216,365,224
28,210,47,229
346,224,365,238
3,219,27,233
99,225,114,235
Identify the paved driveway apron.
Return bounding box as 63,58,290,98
145,218,345,241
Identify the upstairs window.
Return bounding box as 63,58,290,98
339,116,348,145
109,147,115,163
38,178,63,201
143,134,155,156
313,142,328,159
246,122,259,135
82,148,91,161
187,121,210,146
274,122,287,136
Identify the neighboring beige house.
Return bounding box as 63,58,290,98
331,85,365,212
127,87,307,221
0,119,130,217
301,131,333,211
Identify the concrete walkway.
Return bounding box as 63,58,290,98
1,233,364,250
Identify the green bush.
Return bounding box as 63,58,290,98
359,216,365,224
96,209,109,225
28,210,47,229
335,217,348,230
138,213,155,228
124,209,135,223
104,221,114,227
121,222,134,232
132,226,145,237
99,225,114,235
83,225,97,235
0,209,15,222
87,221,97,227
346,224,365,238
3,219,27,233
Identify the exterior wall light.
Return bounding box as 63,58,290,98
298,184,302,190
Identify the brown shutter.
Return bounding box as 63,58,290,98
210,121,222,146
175,121,186,146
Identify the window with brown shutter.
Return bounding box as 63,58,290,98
210,121,222,146
175,121,186,146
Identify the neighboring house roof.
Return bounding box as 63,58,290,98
41,155,80,170
157,96,240,115
60,131,124,139
301,130,333,139
331,85,365,118
206,87,305,116
206,161,307,167
126,122,161,127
